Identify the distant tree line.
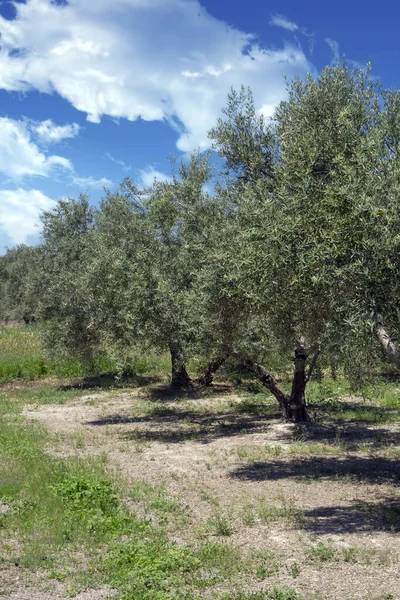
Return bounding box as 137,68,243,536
2,62,400,421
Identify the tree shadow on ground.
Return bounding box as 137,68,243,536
84,399,400,450
143,383,235,403
291,419,400,451
59,373,162,392
303,497,400,534
230,455,400,484
85,405,280,444
311,400,399,427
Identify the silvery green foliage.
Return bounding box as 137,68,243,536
210,63,400,380
36,153,226,375
20,63,400,386
0,245,41,323
37,195,101,365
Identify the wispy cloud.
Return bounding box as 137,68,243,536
71,175,113,189
30,119,80,145
270,14,299,32
139,167,172,188
105,153,132,173
0,117,73,179
325,38,340,63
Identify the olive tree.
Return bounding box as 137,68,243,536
36,153,230,387
208,63,400,420
37,195,101,365
0,245,41,324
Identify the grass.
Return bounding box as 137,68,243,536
0,389,200,597
0,326,85,381
1,381,310,599
1,329,400,599
220,588,307,600
207,510,233,536
0,326,172,384
305,542,399,567
240,495,304,528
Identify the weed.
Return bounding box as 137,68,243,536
306,542,338,563
208,510,233,536
103,535,199,599
265,444,284,457
196,542,242,578
341,547,357,562
256,495,304,527
287,562,301,578
241,503,256,526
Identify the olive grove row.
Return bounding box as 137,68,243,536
2,63,400,421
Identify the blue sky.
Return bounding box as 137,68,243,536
0,0,398,252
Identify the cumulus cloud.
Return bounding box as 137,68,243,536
0,117,73,179
31,119,80,144
0,0,314,151
0,188,55,244
270,14,299,32
139,167,172,188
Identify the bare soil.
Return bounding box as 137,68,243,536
3,384,399,599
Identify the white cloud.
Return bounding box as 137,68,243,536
270,14,299,32
31,119,80,144
0,188,55,244
0,0,314,151
0,117,73,179
325,38,340,63
71,175,113,189
139,167,172,188
105,153,132,172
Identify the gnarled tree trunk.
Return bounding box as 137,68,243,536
375,318,400,372
195,351,230,387
232,348,315,422
232,352,289,414
169,343,192,389
287,345,309,422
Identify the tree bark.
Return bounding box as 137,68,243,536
195,351,230,387
287,346,310,422
375,319,400,372
231,350,311,422
231,352,289,415
169,343,192,389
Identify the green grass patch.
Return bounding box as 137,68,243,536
3,384,285,598
0,326,87,382
0,326,172,384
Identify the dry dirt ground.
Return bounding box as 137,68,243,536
2,382,400,599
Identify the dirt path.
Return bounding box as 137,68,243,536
12,387,400,599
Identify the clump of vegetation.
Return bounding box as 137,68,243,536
240,495,304,528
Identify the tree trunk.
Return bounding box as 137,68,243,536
232,350,311,422
287,346,310,422
169,343,192,389
195,351,230,387
231,352,289,415
375,320,400,372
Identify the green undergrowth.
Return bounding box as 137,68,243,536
0,326,99,382
0,326,172,384
0,386,314,600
